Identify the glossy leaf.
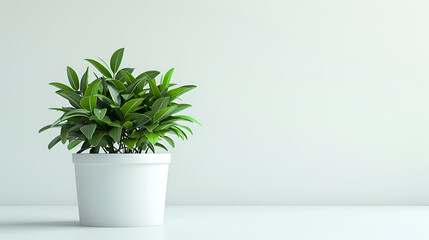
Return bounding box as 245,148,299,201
144,132,159,145
120,98,144,116
60,125,69,144
49,82,74,92
66,66,79,90
85,59,113,78
106,82,121,105
108,79,126,93
153,106,177,122
169,115,201,125
121,70,136,84
80,67,89,93
84,79,101,97
123,121,133,129
161,68,174,90
68,139,83,150
135,111,155,127
116,68,134,81
162,135,175,148
109,127,122,142
155,142,168,151
93,108,107,120
80,124,97,139
122,139,138,149
167,85,196,100
145,123,159,132
80,96,97,111
48,136,61,149
56,90,81,108
148,78,161,98
178,125,193,134
136,71,160,80
89,132,105,146
151,97,170,112
110,48,124,73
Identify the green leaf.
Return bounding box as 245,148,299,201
136,70,160,80
121,93,133,101
85,59,113,78
49,82,74,92
39,124,62,133
80,96,97,111
80,67,89,93
162,135,175,148
89,132,105,146
80,124,97,139
126,78,145,94
116,68,134,81
107,79,126,93
120,98,144,116
121,70,136,84
151,97,170,112
95,94,118,107
66,66,79,90
97,117,121,127
148,78,161,98
93,108,107,120
170,115,202,125
153,106,177,122
167,85,196,101
155,142,168,151
110,48,124,73
90,146,100,153
84,79,101,97
169,104,192,115
48,136,61,149
60,125,69,144
135,111,155,127
122,139,138,149
124,112,142,121
39,125,51,133
171,126,188,140
109,127,122,142
144,132,160,145
68,139,84,150
60,109,91,123
178,125,193,134
147,142,155,153
123,121,133,129
77,140,91,153
130,131,145,138
48,107,73,113
106,82,121,105
161,68,174,90
169,127,185,140
145,123,159,132
56,90,81,108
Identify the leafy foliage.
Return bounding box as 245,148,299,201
40,48,199,154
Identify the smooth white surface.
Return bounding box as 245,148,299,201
73,153,171,164
1,206,429,240
2,0,429,205
74,154,170,226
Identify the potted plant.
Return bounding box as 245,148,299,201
39,48,200,227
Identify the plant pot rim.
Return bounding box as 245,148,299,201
72,153,171,165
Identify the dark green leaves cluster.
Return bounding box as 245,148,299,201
40,48,199,154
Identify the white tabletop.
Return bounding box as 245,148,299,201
0,206,428,240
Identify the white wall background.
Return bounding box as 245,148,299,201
1,0,429,205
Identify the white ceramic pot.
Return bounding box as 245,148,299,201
72,153,171,227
